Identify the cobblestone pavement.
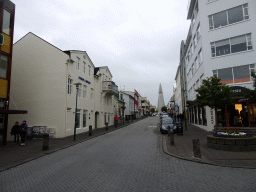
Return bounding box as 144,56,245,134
1,117,256,192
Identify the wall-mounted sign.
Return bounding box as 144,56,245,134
78,76,91,84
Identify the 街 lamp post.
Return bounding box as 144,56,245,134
74,82,82,141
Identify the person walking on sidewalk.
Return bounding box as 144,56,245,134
10,121,20,143
20,120,28,146
114,115,118,128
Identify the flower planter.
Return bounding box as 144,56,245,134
207,135,256,152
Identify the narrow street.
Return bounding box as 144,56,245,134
1,117,255,192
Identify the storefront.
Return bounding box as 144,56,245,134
216,86,256,127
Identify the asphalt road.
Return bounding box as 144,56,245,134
1,117,255,192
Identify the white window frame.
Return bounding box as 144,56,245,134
83,61,86,74
68,78,73,95
76,57,80,70
90,88,93,100
83,85,86,98
88,65,91,77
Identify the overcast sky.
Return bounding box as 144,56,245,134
11,0,191,107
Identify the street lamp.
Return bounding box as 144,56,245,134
74,82,82,141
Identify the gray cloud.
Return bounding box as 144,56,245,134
12,0,190,106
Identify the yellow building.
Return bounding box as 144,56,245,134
0,0,26,145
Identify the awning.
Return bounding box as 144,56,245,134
0,109,27,114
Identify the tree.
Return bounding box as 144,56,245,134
195,76,233,132
161,106,167,112
151,108,155,113
245,72,256,101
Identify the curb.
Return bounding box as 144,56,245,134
162,136,256,169
0,118,145,172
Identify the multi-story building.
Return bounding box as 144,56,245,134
7,32,118,140
141,97,150,116
93,66,118,127
121,88,141,119
120,91,134,121
0,0,27,145
184,0,256,131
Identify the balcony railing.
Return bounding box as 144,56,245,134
102,81,118,95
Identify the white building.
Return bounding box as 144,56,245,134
7,32,118,140
184,0,256,131
174,65,182,114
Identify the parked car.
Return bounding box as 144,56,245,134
160,117,176,134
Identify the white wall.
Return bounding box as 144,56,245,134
8,33,68,140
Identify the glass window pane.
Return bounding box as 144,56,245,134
218,68,233,84
216,39,230,56
228,6,243,24
2,10,11,35
231,35,247,53
234,65,250,83
0,55,8,79
213,11,228,28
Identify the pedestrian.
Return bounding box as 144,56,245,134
114,115,118,128
10,121,20,143
20,120,28,145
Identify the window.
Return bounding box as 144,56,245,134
209,4,249,30
76,57,80,70
250,64,255,81
211,34,252,57
83,85,86,98
75,109,81,128
68,78,73,95
90,88,93,100
78,85,81,97
198,49,203,65
83,62,86,74
195,57,199,71
199,74,204,85
193,35,197,50
2,10,11,35
213,64,255,84
83,110,87,127
190,43,193,54
196,24,201,41
187,49,191,61
192,63,195,75
0,55,8,79
196,80,199,89
88,66,91,77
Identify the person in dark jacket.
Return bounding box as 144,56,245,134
11,121,20,143
20,120,28,146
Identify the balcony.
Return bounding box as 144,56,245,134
102,81,118,95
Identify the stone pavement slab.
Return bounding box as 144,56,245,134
0,118,146,172
164,123,256,168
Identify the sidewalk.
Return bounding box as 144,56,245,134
0,118,145,172
164,123,256,169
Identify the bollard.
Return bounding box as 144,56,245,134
105,122,108,131
43,133,49,151
89,125,92,136
193,139,201,158
169,129,174,145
